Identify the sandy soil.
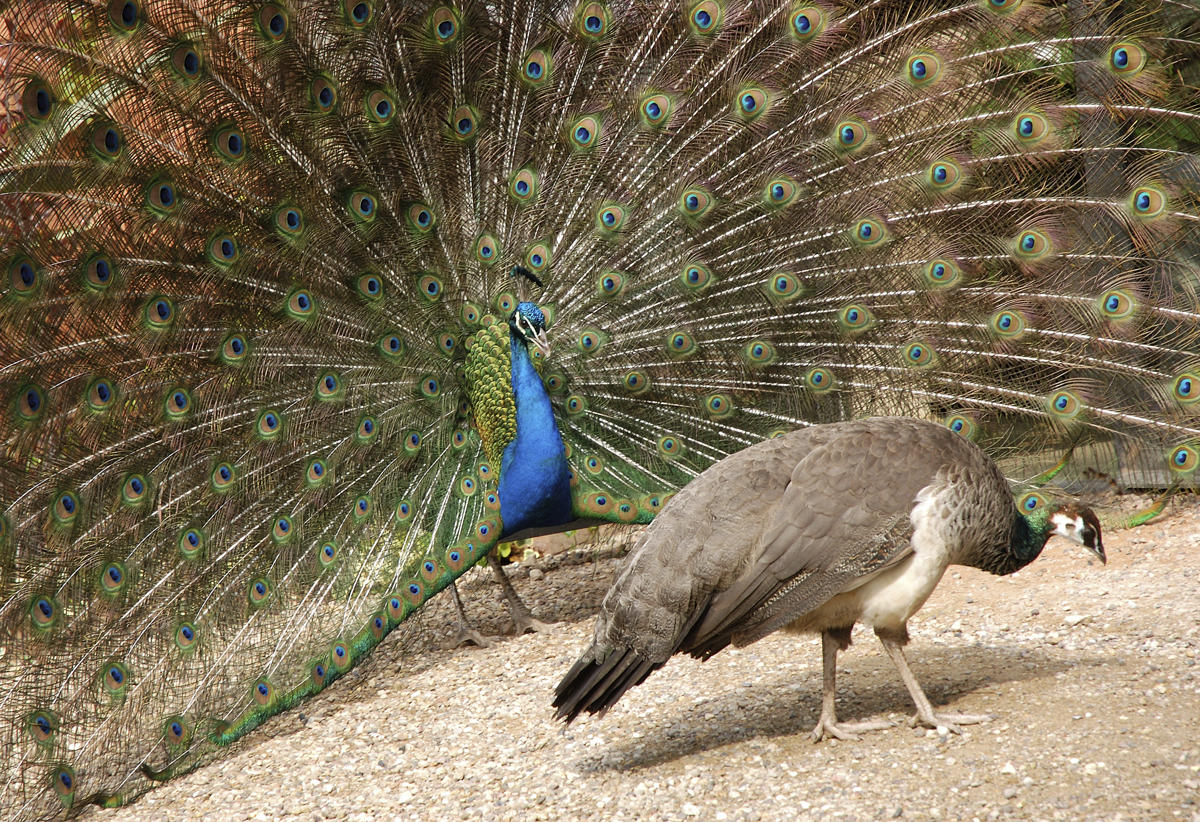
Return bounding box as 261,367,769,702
90,498,1200,822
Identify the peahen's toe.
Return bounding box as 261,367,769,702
908,711,992,734
810,717,895,742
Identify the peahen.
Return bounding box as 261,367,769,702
552,416,1107,736
1,0,1198,816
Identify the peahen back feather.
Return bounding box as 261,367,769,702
1,0,1198,816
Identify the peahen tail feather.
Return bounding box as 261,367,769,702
2,0,1199,816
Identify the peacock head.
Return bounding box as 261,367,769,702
510,301,551,358
1048,502,1105,564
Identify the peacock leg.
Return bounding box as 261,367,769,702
449,582,493,648
877,633,991,733
490,556,555,634
811,628,894,741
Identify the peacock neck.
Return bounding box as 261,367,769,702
496,334,572,537
984,510,1051,576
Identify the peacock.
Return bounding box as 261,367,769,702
1,0,1198,817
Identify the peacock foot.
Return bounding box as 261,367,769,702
451,625,495,648
510,609,557,635
810,715,894,742
907,710,992,734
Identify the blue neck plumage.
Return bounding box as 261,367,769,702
497,333,572,537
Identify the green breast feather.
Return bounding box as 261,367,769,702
464,321,517,467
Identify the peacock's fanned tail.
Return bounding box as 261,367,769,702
1,0,1198,816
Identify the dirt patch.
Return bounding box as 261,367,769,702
91,500,1200,821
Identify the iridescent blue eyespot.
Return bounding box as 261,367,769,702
1108,42,1147,75
691,3,715,30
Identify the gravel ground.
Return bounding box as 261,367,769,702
90,499,1200,822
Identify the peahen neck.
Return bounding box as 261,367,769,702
496,333,572,537
981,510,1053,576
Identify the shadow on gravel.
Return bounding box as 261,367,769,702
570,644,1111,773
391,548,632,651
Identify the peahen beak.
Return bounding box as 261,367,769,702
1081,526,1106,564
532,328,551,359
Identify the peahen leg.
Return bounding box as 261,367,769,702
449,582,493,648
811,628,894,742
877,632,991,734
490,555,555,635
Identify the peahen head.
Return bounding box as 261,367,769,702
510,301,550,358
1048,502,1105,563
1020,492,1105,564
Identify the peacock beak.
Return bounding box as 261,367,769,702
532,328,551,359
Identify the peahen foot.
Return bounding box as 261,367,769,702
810,630,895,741
490,558,557,635
880,636,991,734
811,715,895,742
907,711,992,734
449,583,494,648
